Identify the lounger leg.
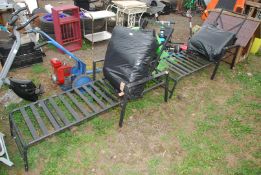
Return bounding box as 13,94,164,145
164,72,169,102
23,148,29,171
169,80,178,99
9,117,14,137
211,61,221,80
119,99,128,128
93,61,96,81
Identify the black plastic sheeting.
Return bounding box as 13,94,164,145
103,26,158,99
188,25,236,62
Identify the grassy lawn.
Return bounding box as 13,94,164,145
0,55,260,175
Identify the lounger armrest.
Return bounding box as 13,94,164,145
126,71,169,89
93,58,105,63
224,44,240,50
92,58,105,81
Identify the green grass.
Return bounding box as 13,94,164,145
148,156,161,175
235,160,261,175
81,39,92,50
228,117,253,138
47,40,91,51
31,63,48,74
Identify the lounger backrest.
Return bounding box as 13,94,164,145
103,26,158,98
188,9,248,62
188,25,236,62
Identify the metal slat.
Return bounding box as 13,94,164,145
74,89,99,113
39,101,60,130
185,56,212,70
48,98,70,126
186,54,209,65
176,53,204,67
30,104,49,135
20,108,39,140
172,60,193,73
96,80,118,101
165,59,188,75
176,53,202,67
143,81,165,94
177,57,199,71
173,55,199,70
89,84,114,105
100,79,116,92
175,55,201,69
82,86,107,109
58,95,81,121
66,92,90,117
165,62,184,76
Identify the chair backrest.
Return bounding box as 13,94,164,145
188,9,247,62
103,26,173,98
188,25,236,62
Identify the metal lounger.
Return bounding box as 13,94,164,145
164,44,239,98
164,9,246,98
9,74,168,171
9,26,173,171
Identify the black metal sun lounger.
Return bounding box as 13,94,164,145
9,26,174,171
163,9,246,98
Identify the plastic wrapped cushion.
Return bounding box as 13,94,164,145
188,25,236,62
103,26,158,99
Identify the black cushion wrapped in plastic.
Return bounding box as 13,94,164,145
188,25,236,62
103,26,158,99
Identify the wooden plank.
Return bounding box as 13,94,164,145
237,36,255,62
246,1,261,8
248,7,256,17
210,9,261,22
235,47,244,64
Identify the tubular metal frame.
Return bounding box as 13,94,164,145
9,70,169,171
163,45,240,98
10,26,173,171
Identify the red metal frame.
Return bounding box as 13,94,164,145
52,5,82,52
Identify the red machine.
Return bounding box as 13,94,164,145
52,5,82,52
50,58,72,85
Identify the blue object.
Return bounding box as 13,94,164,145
28,29,105,91
159,37,165,43
80,12,85,18
33,29,87,76
0,25,8,32
72,74,92,89
43,13,67,21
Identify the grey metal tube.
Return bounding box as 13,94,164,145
0,28,21,87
